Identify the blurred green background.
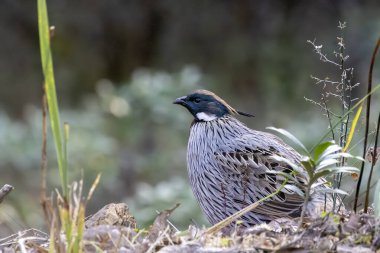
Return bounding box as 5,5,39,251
0,0,380,236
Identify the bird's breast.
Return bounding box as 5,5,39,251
187,123,215,169
186,120,241,191
187,122,223,164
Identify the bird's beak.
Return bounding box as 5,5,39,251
173,96,187,106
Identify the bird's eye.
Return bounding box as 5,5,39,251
194,98,201,103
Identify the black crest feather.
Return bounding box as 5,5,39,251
237,111,255,117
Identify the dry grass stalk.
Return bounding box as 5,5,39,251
40,90,51,225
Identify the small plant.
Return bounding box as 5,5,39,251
37,0,101,252
305,22,360,209
268,127,361,227
306,23,380,213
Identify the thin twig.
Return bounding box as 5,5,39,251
155,210,180,232
146,226,170,253
354,37,380,212
18,236,48,253
307,39,340,67
322,96,335,140
364,112,380,211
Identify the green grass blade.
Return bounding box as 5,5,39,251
343,103,363,152
37,0,67,197
267,127,309,155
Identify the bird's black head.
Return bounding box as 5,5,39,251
173,90,253,122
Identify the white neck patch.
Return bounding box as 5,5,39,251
196,112,217,121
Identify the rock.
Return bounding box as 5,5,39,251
336,245,373,253
85,203,136,228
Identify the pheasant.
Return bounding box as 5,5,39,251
174,89,332,226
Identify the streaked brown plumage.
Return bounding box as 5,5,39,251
174,90,333,226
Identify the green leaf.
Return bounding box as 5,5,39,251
315,158,339,171
301,156,314,179
310,171,330,184
317,188,349,195
270,155,304,174
284,184,305,197
313,141,334,161
267,127,309,155
319,152,365,163
344,103,363,152
310,181,328,189
266,170,298,182
312,166,360,185
316,166,359,175
38,0,67,197
316,144,342,164
333,166,360,173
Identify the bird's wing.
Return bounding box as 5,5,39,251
213,131,307,219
